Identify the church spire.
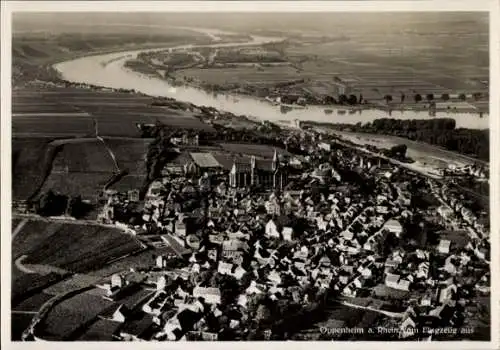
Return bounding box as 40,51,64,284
229,158,237,187
272,149,278,171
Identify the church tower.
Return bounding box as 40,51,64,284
229,161,238,187
272,149,280,189
250,155,256,186
272,149,278,172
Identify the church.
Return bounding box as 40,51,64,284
229,150,288,190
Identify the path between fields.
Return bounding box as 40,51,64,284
15,255,36,274
12,218,28,239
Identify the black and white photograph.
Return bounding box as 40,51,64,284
1,1,498,347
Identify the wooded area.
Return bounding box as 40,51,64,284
343,118,489,162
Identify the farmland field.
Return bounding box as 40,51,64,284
14,292,53,312
13,219,144,274
38,290,115,340
43,274,105,296
174,65,300,85
13,88,214,138
51,140,116,173
38,138,152,199
14,133,153,201
12,272,70,307
87,249,157,277
39,173,113,200
12,137,60,200
77,319,122,341
104,138,151,174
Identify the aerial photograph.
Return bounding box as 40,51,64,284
10,10,490,342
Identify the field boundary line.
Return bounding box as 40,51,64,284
12,218,28,239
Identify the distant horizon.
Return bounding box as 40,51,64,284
13,12,488,36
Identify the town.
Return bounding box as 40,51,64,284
20,114,490,341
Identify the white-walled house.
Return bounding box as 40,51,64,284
265,219,280,239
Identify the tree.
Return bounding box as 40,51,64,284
347,94,358,105
426,93,434,102
459,93,467,101
400,93,406,103
338,94,348,105
414,94,422,103
472,92,482,101
67,195,84,218
37,190,67,216
384,94,393,104
441,93,450,101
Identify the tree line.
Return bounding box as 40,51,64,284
344,118,489,161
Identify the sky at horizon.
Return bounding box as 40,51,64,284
13,12,488,36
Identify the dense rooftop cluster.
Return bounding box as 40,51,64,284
76,126,490,341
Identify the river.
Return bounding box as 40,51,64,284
54,28,489,130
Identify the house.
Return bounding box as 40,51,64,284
128,189,140,202
156,255,169,269
192,287,221,304
268,270,282,285
353,277,364,289
359,266,373,279
416,262,430,279
438,239,451,254
265,219,280,239
383,219,403,238
232,266,247,280
438,284,457,305
385,273,401,289
222,239,249,253
156,276,168,291
416,249,430,260
111,274,125,288
282,227,294,241
190,152,223,175
318,142,332,151
384,273,410,291
222,249,244,265
341,230,354,241
342,285,357,297
246,281,263,295
385,257,400,270
376,206,390,214
217,261,233,275
143,291,169,316
443,257,457,275
174,222,187,237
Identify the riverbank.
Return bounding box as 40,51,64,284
52,32,490,130
129,57,486,117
